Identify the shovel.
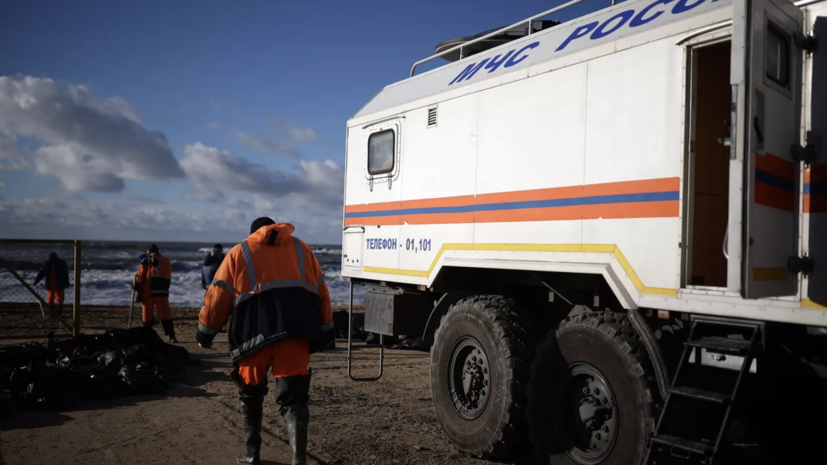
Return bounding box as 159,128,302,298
33,287,47,320
128,285,136,329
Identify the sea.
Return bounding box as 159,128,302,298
0,241,366,307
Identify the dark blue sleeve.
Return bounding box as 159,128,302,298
33,261,47,285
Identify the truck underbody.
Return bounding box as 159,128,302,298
350,271,827,464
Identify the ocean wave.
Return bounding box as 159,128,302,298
0,241,359,307
1,264,362,307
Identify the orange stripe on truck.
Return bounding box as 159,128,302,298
344,177,680,226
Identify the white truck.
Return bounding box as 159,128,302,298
342,0,827,463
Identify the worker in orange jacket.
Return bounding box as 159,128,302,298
33,252,70,315
196,218,334,465
134,244,177,343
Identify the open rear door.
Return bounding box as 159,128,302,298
731,0,803,299
807,16,827,304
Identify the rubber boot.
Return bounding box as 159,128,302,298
275,370,312,465
236,379,268,465
56,304,63,316
143,319,155,330
161,319,178,343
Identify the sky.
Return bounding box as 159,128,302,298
0,0,613,244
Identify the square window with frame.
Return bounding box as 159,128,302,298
765,22,789,88
368,129,395,175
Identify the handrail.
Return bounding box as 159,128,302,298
723,226,729,260
795,0,827,7
410,0,591,77
411,0,824,78
674,20,732,46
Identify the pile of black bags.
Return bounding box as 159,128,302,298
0,327,196,413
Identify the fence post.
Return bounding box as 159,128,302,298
73,240,81,336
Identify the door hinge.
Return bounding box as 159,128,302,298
788,256,814,276
794,33,818,53
791,131,819,165
791,143,817,164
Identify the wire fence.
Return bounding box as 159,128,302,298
0,239,80,338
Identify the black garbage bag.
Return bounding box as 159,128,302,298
97,350,125,372
118,363,167,395
332,310,367,341
154,342,193,366
66,355,100,374
61,334,117,359
7,365,105,410
365,332,382,346
390,336,424,351
0,390,11,419
0,327,194,414
107,327,164,348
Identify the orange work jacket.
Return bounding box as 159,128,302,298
196,223,334,363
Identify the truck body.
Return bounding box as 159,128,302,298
343,0,827,463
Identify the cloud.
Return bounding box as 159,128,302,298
207,122,219,129
0,133,17,160
233,131,298,157
181,142,305,195
0,190,241,240
186,185,227,203
208,99,222,110
299,158,344,192
33,144,125,192
180,142,343,234
267,119,325,144
0,132,31,170
0,138,346,243
0,75,183,187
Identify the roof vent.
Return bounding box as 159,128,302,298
428,107,437,127
435,20,560,63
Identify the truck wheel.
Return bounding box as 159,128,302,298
430,295,532,459
528,309,655,465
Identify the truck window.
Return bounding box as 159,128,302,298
766,23,789,88
368,129,395,175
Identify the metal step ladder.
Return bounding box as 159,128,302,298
643,317,761,465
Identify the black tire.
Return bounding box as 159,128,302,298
430,295,533,459
528,309,655,465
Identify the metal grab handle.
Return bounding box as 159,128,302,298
347,282,384,381
753,116,764,145
723,226,729,260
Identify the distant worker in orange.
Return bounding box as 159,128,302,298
33,252,70,315
133,244,177,343
196,217,334,465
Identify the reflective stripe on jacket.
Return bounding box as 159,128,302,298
135,254,172,297
196,223,334,363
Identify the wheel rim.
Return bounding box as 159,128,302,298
447,336,491,420
554,363,619,464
